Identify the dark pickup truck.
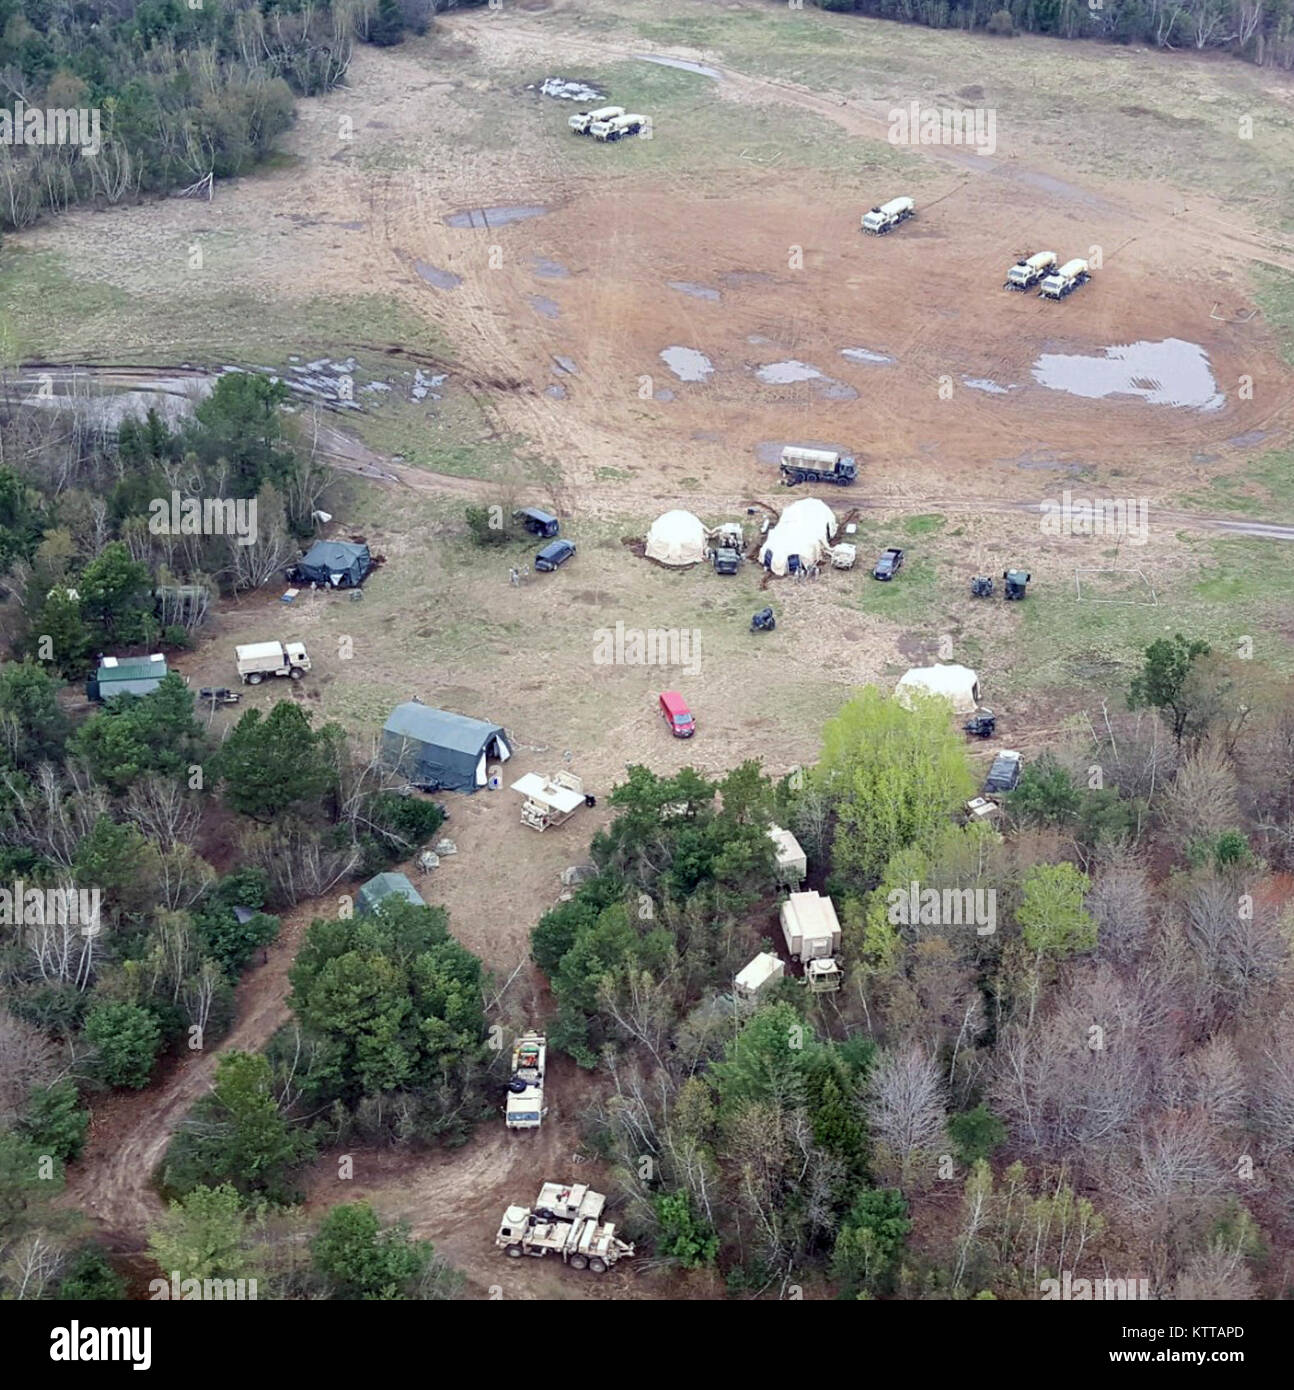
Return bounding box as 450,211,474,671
873,547,905,581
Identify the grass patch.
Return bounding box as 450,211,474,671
1177,449,1294,518
903,513,946,537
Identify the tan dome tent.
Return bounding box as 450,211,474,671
895,664,982,715
759,497,838,576
645,510,708,566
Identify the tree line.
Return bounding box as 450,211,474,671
814,0,1294,69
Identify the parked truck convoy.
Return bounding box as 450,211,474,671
504,1032,546,1130
779,446,857,487
1038,258,1091,300
569,105,622,134
234,641,311,685
861,196,914,234
1004,251,1056,290
496,1183,635,1272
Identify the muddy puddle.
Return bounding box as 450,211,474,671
527,295,561,320
668,281,721,302
635,54,720,79
755,360,857,400
414,261,461,290
1031,339,1225,411
660,347,714,382
531,256,569,279
552,356,580,376
840,347,895,366
445,205,549,230
544,384,567,399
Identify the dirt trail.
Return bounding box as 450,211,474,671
58,898,321,1250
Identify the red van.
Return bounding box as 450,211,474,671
659,691,695,738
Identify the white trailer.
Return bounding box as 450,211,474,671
496,1183,634,1272
767,825,807,885
569,105,623,134
861,196,914,235
735,951,785,998
590,112,647,141
234,641,311,685
504,1032,547,1130
1039,258,1091,300
780,891,841,961
1004,250,1056,291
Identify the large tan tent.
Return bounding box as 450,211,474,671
645,510,708,566
895,664,982,715
759,497,838,576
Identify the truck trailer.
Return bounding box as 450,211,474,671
1038,258,1091,300
1004,251,1056,291
234,641,311,685
861,196,914,235
496,1183,635,1273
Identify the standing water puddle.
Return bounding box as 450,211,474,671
963,377,1016,395
668,281,721,302
527,295,561,320
636,54,721,80
660,347,714,382
414,262,461,290
757,360,822,384
756,360,857,400
840,347,895,366
531,256,569,279
445,205,549,229
1032,339,1224,411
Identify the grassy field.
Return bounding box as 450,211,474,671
560,0,1294,230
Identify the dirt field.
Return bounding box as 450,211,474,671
31,0,1294,1299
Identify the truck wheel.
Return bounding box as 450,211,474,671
289,668,303,680
589,1258,607,1274
569,1254,588,1270
247,673,263,685
505,1245,523,1259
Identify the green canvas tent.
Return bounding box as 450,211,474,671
381,702,511,792
356,871,426,916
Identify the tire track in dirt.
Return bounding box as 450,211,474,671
453,13,1294,274
58,899,321,1252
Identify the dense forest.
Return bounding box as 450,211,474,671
816,0,1294,67
0,0,480,230
531,664,1294,1297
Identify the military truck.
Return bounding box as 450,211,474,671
779,446,857,487
569,105,623,134
496,1183,635,1272
861,196,914,235
591,112,647,142
235,641,311,685
504,1032,547,1130
1005,251,1056,291
1038,258,1091,300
